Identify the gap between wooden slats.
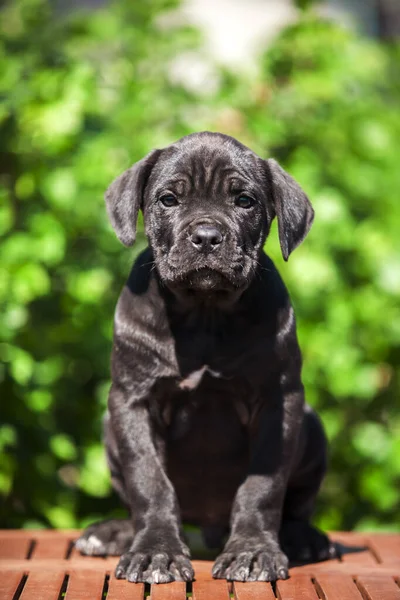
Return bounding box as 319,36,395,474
19,571,66,600
356,575,400,600
276,574,320,600
0,570,27,600
314,573,364,599
0,537,32,559
233,581,276,599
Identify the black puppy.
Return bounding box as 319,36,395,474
76,132,335,583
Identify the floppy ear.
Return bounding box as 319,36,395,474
105,149,161,246
266,159,314,261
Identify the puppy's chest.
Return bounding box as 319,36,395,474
178,364,221,391
174,329,274,390
157,322,276,434
157,366,259,440
177,319,245,359
163,375,253,442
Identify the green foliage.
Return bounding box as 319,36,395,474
214,16,400,531
0,0,197,528
1,0,399,532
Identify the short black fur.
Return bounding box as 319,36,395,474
76,132,336,584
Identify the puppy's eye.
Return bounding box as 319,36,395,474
235,194,255,209
160,194,178,207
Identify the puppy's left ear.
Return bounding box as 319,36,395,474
266,159,314,261
105,149,161,246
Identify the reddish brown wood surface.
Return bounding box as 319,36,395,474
193,579,230,600
19,571,65,600
276,574,320,600
0,570,26,600
0,531,399,599
314,573,363,599
356,575,400,600
107,576,145,600
233,581,276,600
151,581,186,600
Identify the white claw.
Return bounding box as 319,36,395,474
153,569,162,584
88,535,103,547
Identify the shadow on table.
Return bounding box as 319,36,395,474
185,527,369,565
288,540,369,567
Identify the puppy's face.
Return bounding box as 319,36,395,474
105,132,314,302
142,137,270,295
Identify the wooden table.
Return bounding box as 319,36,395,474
0,530,399,599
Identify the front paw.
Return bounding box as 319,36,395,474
75,519,133,556
212,537,288,582
115,543,194,584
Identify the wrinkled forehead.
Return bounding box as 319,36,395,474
148,138,267,196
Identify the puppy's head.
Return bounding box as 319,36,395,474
106,132,313,300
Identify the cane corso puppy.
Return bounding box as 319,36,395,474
76,131,336,583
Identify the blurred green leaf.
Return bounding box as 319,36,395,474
50,434,77,461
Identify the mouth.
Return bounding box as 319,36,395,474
170,267,238,293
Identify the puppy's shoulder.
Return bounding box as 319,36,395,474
112,248,178,381
125,246,156,296
115,247,165,331
256,252,291,311
257,253,301,358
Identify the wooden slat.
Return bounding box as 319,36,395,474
341,551,377,565
331,532,377,565
64,569,106,600
0,537,32,559
193,579,230,600
0,558,117,570
1,558,400,576
366,535,400,564
276,574,320,600
0,570,26,600
31,537,71,559
234,581,276,599
19,571,65,600
192,560,214,581
0,530,79,538
290,563,400,575
107,575,145,600
331,532,367,544
150,581,186,599
2,559,400,577
357,575,400,600
315,573,363,599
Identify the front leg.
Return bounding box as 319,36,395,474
109,386,193,584
213,375,304,582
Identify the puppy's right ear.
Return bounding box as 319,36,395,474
105,149,161,246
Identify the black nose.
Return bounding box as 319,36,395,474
190,224,223,252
